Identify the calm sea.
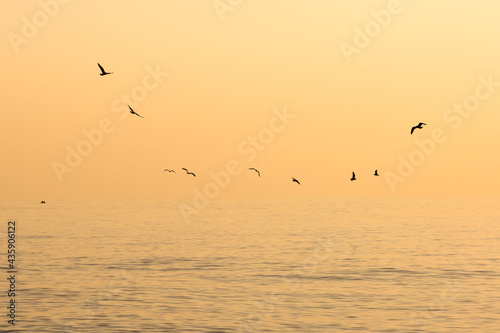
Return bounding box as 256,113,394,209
1,198,499,332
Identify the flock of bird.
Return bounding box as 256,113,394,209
99,63,147,118
160,168,382,185
98,63,427,186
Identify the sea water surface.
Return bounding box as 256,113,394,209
1,198,499,332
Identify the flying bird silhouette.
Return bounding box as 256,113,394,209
182,168,196,177
374,170,379,176
292,177,301,185
98,63,113,76
351,172,356,181
164,169,175,173
249,168,260,177
128,105,144,118
410,122,426,134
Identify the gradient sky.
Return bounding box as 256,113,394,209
1,0,500,200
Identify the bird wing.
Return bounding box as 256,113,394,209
249,168,260,176
98,63,105,73
420,123,426,126
352,172,355,177
128,105,134,112
410,126,415,134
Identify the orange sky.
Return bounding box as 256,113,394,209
1,1,500,200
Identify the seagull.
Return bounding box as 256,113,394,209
292,177,301,185
249,168,260,177
374,170,379,176
182,168,196,177
128,105,144,118
164,169,175,173
350,172,356,181
40,200,46,204
410,122,426,134
98,63,113,76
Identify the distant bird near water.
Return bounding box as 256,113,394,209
164,169,175,173
98,63,113,76
410,122,426,134
374,170,379,176
249,168,260,177
40,200,45,204
182,168,196,177
350,172,356,181
128,105,144,118
292,177,301,185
